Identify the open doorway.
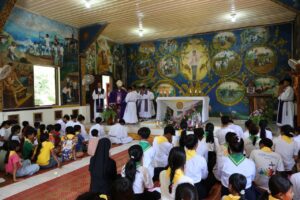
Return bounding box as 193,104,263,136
102,75,111,108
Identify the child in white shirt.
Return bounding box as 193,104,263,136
259,120,273,140
138,127,155,178
122,145,160,200
153,125,175,181
108,119,132,144
273,125,298,172
219,138,256,200
249,138,284,191
243,119,254,139
244,124,260,157
184,134,208,199
215,116,235,145
89,117,105,138
221,173,247,200
159,147,193,200
290,150,300,200
194,128,208,161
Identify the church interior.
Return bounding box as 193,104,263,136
0,0,300,199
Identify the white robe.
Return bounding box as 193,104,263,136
139,92,154,119
277,86,294,127
89,124,106,137
92,89,105,119
123,91,139,124
108,123,133,144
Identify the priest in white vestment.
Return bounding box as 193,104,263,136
92,82,105,120
123,87,139,124
277,78,294,127
108,119,133,144
139,87,155,119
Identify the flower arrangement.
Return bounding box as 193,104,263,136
164,103,203,130
249,98,275,125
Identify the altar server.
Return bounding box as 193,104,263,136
249,138,284,191
218,138,256,200
92,82,105,120
277,78,294,127
139,86,155,119
273,125,298,172
153,125,175,181
123,87,139,124
215,116,235,145
108,119,132,144
147,87,156,117
138,127,155,178
89,117,105,138
184,134,208,199
159,147,193,200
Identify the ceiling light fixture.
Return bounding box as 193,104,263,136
139,29,144,37
85,0,91,8
231,13,237,22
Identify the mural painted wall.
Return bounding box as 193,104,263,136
0,7,79,109
126,23,292,118
85,35,127,84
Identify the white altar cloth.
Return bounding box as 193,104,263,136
156,96,210,123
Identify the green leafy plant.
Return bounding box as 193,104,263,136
102,107,117,123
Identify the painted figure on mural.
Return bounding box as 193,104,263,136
188,50,201,81
7,42,18,61
109,80,127,119
97,38,111,73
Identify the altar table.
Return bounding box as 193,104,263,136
156,96,210,123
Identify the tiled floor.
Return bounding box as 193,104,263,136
0,141,138,199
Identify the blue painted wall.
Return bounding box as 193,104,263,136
126,23,292,118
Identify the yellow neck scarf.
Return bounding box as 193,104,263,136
222,194,241,200
9,150,17,157
269,195,280,200
282,135,292,144
185,149,197,161
166,168,184,185
156,135,168,144
261,147,272,153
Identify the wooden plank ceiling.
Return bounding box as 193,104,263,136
16,0,296,43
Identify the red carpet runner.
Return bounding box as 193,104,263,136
6,150,128,200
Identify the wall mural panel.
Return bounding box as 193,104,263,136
85,35,127,84
0,7,79,108
126,23,292,118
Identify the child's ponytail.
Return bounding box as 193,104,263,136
124,145,143,184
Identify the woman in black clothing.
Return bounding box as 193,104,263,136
89,138,117,195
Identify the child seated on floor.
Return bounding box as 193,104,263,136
74,125,86,157
22,126,36,160
122,145,160,200
33,133,61,169
53,123,62,147
221,173,246,200
108,119,133,144
61,126,77,161
244,124,260,157
290,150,300,200
47,124,56,145
5,140,39,182
153,125,175,181
89,117,105,138
77,114,89,141
260,174,294,200
88,129,100,156
175,183,198,200
138,127,155,178
184,134,208,199
7,124,21,143
194,127,208,161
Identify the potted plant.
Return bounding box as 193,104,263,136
102,106,117,125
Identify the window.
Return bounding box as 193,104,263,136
34,65,56,106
